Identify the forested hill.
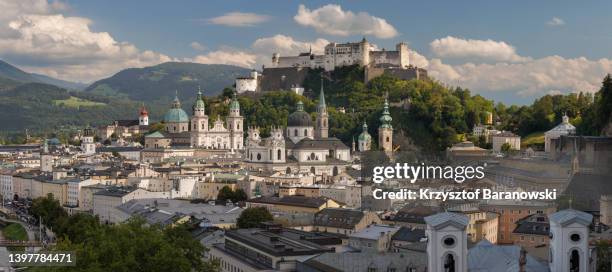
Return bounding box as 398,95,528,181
84,62,250,101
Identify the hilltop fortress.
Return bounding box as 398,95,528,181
235,38,428,93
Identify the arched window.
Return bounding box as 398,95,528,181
304,129,308,136
570,250,580,271
269,150,272,159
257,153,261,161
333,166,338,176
286,167,291,174
444,254,455,272
310,167,316,174
277,149,282,160
294,129,298,136
386,136,390,142
310,153,316,160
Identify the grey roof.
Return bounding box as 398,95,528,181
302,252,427,272
349,224,399,240
226,228,334,257
247,195,335,208
293,137,349,150
424,212,469,230
468,240,549,272
392,227,426,243
94,186,137,197
549,209,593,227
314,208,367,229
513,214,549,236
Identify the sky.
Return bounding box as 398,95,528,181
1,0,612,104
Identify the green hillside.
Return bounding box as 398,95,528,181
84,62,250,101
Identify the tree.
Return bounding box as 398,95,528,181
237,207,273,228
595,74,612,134
29,194,68,229
501,142,513,154
216,186,234,202
30,218,219,272
233,189,248,202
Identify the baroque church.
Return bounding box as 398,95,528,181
144,89,244,150
245,85,351,175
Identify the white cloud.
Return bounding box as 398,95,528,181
294,4,398,39
190,41,206,51
207,12,270,27
430,36,530,62
547,17,565,26
421,54,612,98
252,34,329,56
191,50,257,68
0,0,171,82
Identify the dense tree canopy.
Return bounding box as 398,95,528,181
237,207,273,228
27,196,218,272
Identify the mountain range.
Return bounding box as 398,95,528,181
84,62,250,101
0,60,251,133
0,60,87,90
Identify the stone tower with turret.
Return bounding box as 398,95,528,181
315,80,329,139
378,94,393,152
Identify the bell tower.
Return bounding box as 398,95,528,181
549,209,593,272
227,91,244,150
190,87,209,147
425,212,469,272
378,93,393,152
315,79,329,139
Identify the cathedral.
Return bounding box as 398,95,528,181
245,85,351,175
144,89,244,150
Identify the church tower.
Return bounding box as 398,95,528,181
549,209,593,272
227,92,244,150
358,121,372,152
378,94,393,152
81,126,96,155
190,88,209,147
425,212,469,272
315,80,329,139
139,104,149,126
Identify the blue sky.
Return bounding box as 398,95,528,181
2,0,612,104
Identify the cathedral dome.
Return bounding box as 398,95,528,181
287,101,313,127
164,95,189,123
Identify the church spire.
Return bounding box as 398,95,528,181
318,78,326,111
315,76,329,139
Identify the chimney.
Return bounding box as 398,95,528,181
519,247,527,272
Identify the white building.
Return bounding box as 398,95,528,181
0,170,13,202
93,187,171,224
235,70,259,93
544,114,576,153
492,131,521,152
548,209,593,272
66,178,102,208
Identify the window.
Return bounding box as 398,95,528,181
304,129,308,136
570,233,581,242
277,149,282,160
443,237,455,247
386,136,390,142
294,129,298,136
257,153,261,161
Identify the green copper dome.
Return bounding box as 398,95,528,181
193,89,205,110
164,94,189,123
358,121,371,141
229,92,240,111
379,96,393,129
